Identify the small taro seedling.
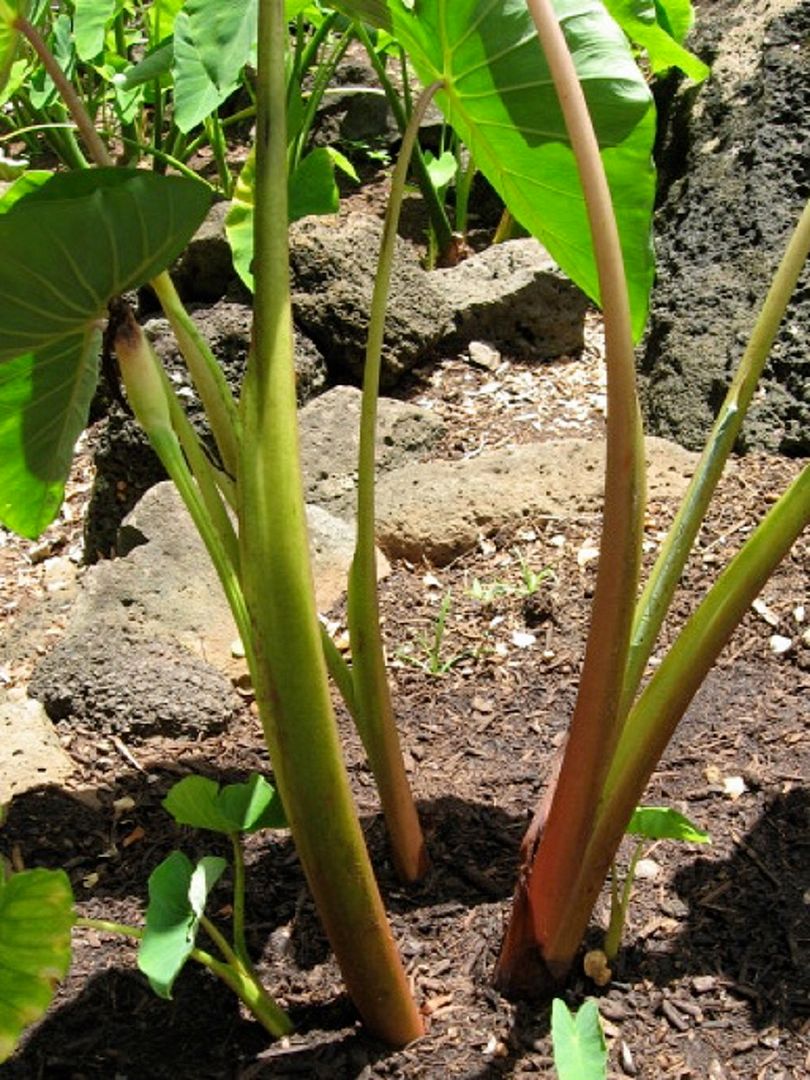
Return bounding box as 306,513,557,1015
0,773,294,1062
551,998,607,1080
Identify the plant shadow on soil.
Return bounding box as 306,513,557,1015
4,765,808,1078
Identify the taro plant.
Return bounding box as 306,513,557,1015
551,998,607,1080
0,773,294,1065
493,0,809,992
0,0,806,1061
79,773,293,1039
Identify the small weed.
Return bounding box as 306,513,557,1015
395,591,471,675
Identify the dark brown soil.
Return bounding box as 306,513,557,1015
1,353,808,1078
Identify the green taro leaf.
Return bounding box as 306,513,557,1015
115,37,174,92
551,998,607,1080
0,868,74,1064
335,0,656,340
172,0,257,133
163,773,287,834
424,149,458,190
628,806,710,844
0,168,211,538
0,1,26,97
74,0,120,61
138,852,226,999
602,1,708,80
226,146,353,289
654,0,696,44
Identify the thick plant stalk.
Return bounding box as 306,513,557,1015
237,0,422,1046
346,84,443,884
620,198,810,711
549,464,810,963
496,0,646,991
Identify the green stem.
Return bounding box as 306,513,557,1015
75,917,292,1037
150,273,242,480
354,21,454,258
621,198,810,712
289,14,346,174
239,0,422,1046
204,112,233,195
119,136,215,184
114,309,249,648
229,834,250,968
603,840,643,962
346,83,440,883
497,0,646,991
16,17,110,166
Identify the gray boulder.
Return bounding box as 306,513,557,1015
375,437,700,565
290,213,455,384
642,0,809,454
430,238,589,358
298,385,446,518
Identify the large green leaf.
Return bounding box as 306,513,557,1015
74,0,120,61
0,0,26,97
172,0,257,133
628,806,710,844
138,851,226,999
551,998,607,1080
336,0,656,339
602,0,708,79
164,773,287,835
0,168,211,538
0,868,74,1064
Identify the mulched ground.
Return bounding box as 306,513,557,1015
1,324,807,1078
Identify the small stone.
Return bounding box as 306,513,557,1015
468,340,502,371
769,634,793,655
723,775,747,799
620,1041,637,1076
691,975,717,994
751,597,780,627
635,857,661,880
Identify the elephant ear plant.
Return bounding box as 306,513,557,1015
0,0,807,1060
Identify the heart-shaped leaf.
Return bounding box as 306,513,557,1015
0,868,74,1064
172,0,257,133
74,0,119,61
551,998,607,1080
164,774,287,835
628,806,710,844
137,851,226,999
0,168,211,538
